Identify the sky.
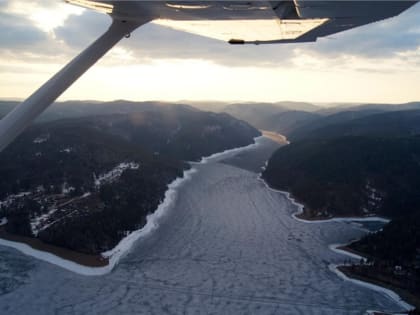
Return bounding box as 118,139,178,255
0,0,419,104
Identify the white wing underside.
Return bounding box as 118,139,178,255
68,0,329,42
65,1,417,44
153,18,329,42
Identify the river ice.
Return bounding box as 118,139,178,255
0,137,404,314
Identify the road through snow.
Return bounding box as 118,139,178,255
0,137,401,314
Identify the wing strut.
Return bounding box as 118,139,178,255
0,18,148,152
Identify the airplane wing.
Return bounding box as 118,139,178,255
154,1,417,44
66,1,417,44
64,0,114,14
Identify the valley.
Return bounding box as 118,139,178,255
0,135,407,314
0,99,419,313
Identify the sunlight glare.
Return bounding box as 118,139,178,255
6,1,85,33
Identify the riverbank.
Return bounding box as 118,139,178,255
259,175,413,311
294,208,390,224
338,265,420,310
335,244,420,310
282,189,389,223
286,187,417,310
0,137,262,275
259,177,389,224
0,168,198,275
0,227,108,267
260,130,289,145
330,242,416,311
0,166,197,275
329,235,417,311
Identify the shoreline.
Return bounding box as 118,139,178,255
329,263,414,311
0,227,108,267
258,131,389,225
260,130,289,145
258,175,412,311
338,265,420,311
333,244,420,310
199,136,263,164
0,137,262,276
259,177,390,224
294,208,390,224
0,166,197,276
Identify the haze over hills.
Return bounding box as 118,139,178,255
0,102,259,255
260,110,321,136
317,101,420,115
0,100,198,122
222,103,287,130
219,102,321,130
191,100,420,138
288,109,420,141
3,99,419,133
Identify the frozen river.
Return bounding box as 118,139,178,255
0,137,402,314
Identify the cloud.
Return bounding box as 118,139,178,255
54,10,110,50
0,11,47,49
0,0,8,9
311,3,420,58
0,0,419,69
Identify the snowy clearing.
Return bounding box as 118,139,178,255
94,162,140,188
0,217,7,226
0,192,32,208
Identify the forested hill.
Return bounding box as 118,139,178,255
220,102,320,131
262,136,420,219
0,100,197,122
262,111,320,136
0,105,259,254
288,109,420,141
29,110,258,161
215,102,420,140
